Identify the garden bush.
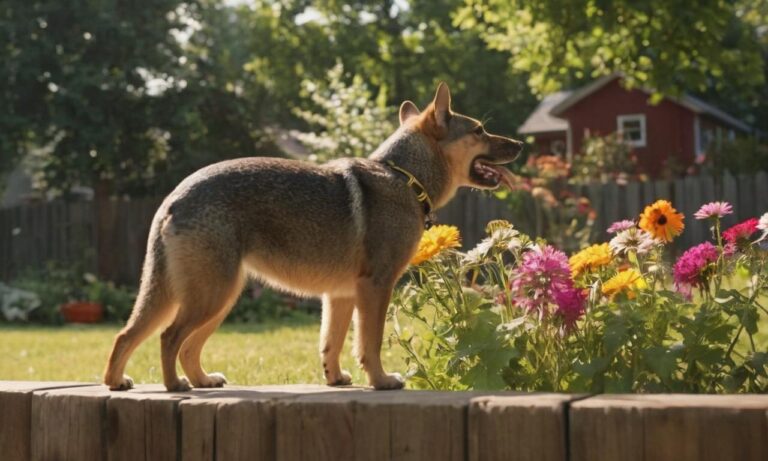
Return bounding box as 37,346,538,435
1,263,314,325
392,202,768,393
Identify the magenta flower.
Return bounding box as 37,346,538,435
723,218,759,246
552,286,586,328
510,245,585,329
673,242,719,298
607,220,635,234
693,201,733,220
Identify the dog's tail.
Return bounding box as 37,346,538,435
103,205,177,389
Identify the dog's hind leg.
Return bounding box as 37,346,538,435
159,247,244,392
104,253,177,391
320,294,355,386
178,275,244,388
354,276,405,390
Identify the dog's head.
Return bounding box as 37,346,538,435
400,83,523,191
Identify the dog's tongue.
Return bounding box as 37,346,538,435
490,164,517,190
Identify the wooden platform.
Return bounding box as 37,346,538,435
1,381,767,460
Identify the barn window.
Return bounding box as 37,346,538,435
617,114,647,148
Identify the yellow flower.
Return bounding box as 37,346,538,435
639,200,684,242
569,243,612,277
602,268,647,299
410,225,461,265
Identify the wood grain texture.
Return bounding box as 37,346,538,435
468,394,578,461
570,394,768,461
0,382,88,461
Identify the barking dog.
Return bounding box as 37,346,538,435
104,83,522,391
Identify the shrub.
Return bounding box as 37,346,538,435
392,204,768,393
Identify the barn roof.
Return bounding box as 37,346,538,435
549,74,751,132
519,74,751,135
517,91,572,134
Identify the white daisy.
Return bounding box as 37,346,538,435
609,228,657,256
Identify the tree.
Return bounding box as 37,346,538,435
302,0,538,136
1,1,192,195
293,62,395,162
455,0,766,103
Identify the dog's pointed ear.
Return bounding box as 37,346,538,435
399,100,420,125
432,82,452,129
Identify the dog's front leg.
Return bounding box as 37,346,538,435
354,276,405,390
319,294,354,386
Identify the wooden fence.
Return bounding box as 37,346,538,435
2,381,768,461
1,172,766,284
439,170,768,251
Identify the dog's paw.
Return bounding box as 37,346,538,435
327,370,352,387
371,372,405,390
196,372,228,388
108,375,134,391
166,377,192,392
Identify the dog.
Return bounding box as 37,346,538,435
103,83,522,391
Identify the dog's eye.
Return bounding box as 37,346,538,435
473,125,484,136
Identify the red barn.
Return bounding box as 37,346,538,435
518,75,751,177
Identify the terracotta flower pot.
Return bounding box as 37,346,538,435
60,301,104,323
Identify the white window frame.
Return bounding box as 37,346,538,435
617,114,647,148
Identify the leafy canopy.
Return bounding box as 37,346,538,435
455,0,766,99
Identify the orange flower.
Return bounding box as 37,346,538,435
410,225,461,265
639,200,684,242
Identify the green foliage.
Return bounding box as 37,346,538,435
393,213,768,393
455,0,766,100
7,263,135,323
228,287,318,324
703,137,768,176
294,62,396,162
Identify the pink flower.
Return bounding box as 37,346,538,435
673,242,719,298
723,218,759,246
510,245,585,330
552,286,586,328
607,220,635,234
694,201,733,220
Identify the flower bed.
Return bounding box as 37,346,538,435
392,201,768,392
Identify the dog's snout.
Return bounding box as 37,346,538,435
509,139,524,155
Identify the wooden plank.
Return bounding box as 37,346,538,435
31,386,109,460
755,171,768,216
180,399,218,461
624,181,641,223
468,394,577,461
737,173,755,221
183,385,333,461
602,182,620,232
0,382,90,461
106,388,186,461
275,390,475,461
215,398,279,461
722,171,739,228
570,394,768,461
683,176,703,245
31,384,189,461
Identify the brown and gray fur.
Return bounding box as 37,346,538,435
103,83,522,391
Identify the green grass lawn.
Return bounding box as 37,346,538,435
0,316,406,387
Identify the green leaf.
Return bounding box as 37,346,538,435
643,346,681,379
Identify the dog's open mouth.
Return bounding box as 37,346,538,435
470,156,515,189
